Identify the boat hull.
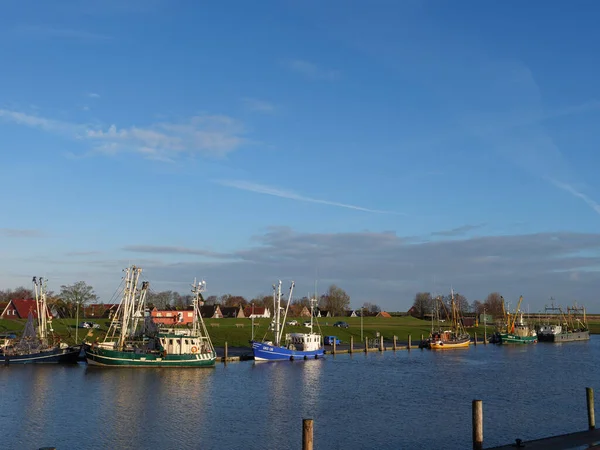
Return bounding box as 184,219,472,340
499,333,538,344
538,330,589,343
429,338,471,350
0,346,81,364
251,341,324,361
85,347,216,367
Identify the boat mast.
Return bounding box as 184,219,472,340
118,266,142,350
33,276,48,346
131,280,149,337
278,281,295,344
191,278,206,337
274,280,282,347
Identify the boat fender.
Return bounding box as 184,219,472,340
304,355,307,360
191,346,198,353
290,356,294,361
162,350,167,357
314,355,318,359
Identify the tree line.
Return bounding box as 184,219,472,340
411,291,506,319
150,284,370,316
1,281,384,318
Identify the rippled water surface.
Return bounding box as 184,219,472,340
1,338,599,449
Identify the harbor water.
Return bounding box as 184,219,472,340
1,337,599,449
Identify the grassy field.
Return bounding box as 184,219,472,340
2,316,600,348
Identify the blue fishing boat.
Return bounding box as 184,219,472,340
251,280,324,362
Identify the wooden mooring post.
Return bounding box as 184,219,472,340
333,338,336,355
474,332,478,346
472,399,483,450
588,387,595,430
484,330,487,345
349,336,353,354
421,334,424,348
379,335,384,351
393,335,397,351
224,341,228,363
302,418,314,450
364,337,368,353
407,334,411,350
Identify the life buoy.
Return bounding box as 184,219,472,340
162,350,167,358
191,346,198,353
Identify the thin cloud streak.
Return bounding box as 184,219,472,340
550,179,600,216
286,59,339,81
123,245,233,259
431,223,486,237
242,97,276,113
0,228,44,238
0,109,247,159
216,179,402,214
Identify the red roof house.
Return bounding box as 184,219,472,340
243,306,271,318
1,299,51,319
151,307,196,325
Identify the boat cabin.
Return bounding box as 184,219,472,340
158,334,211,355
285,333,322,352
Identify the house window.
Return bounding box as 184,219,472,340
169,339,173,345
166,313,172,317
185,340,189,345
187,313,193,317
157,313,162,317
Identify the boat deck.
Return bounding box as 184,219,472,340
487,428,600,449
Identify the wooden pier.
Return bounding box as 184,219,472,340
481,387,599,449
297,387,600,449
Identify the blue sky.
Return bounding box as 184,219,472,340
1,0,600,311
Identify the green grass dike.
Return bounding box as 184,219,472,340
2,316,600,348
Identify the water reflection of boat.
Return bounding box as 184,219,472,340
427,289,471,350
0,277,80,365
498,296,537,344
251,280,324,361
85,266,216,367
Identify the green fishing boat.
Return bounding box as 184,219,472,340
498,295,538,345
85,265,216,368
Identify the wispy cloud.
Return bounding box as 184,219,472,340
0,228,44,238
0,109,247,160
87,92,101,99
242,97,276,113
216,179,401,214
549,179,600,216
123,245,233,258
286,59,339,81
0,109,77,135
65,251,102,256
14,25,112,41
431,223,487,237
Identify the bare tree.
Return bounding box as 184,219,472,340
250,295,273,309
411,292,433,319
223,295,247,307
60,281,98,318
454,293,470,314
362,302,381,314
471,300,484,315
483,292,504,317
320,285,350,316
204,295,218,306
147,291,172,310
0,287,34,302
